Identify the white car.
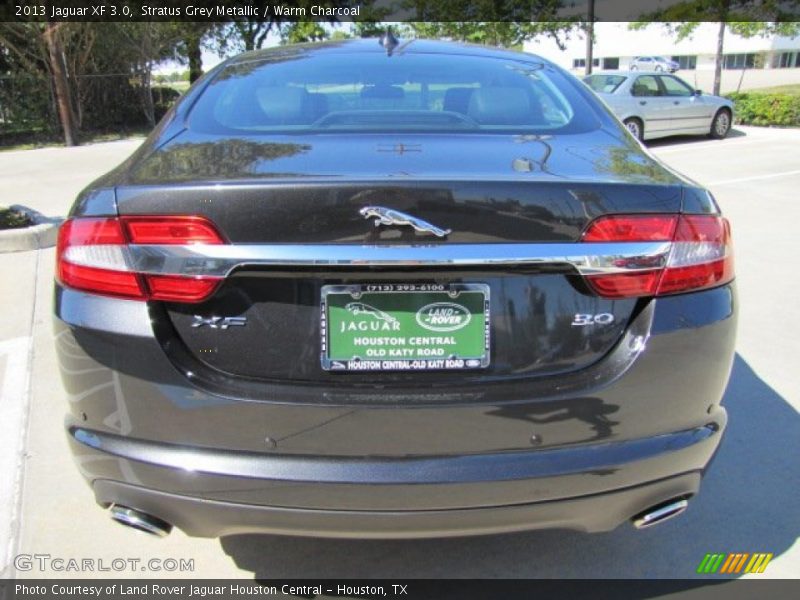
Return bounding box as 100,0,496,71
583,71,734,141
630,56,680,72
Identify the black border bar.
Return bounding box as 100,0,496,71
3,579,800,600
2,0,799,23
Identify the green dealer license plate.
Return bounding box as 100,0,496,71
321,283,490,372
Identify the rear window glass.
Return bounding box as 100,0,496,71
189,51,601,134
584,74,627,94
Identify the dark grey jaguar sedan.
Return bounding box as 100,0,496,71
54,38,736,539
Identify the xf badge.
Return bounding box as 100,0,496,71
191,316,247,329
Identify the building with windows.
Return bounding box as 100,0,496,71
524,22,800,74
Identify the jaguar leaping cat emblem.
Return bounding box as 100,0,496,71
359,206,451,238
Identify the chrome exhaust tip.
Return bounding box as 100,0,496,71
632,498,689,530
109,505,172,537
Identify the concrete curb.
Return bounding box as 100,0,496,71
0,206,61,253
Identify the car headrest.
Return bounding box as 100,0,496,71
467,87,532,124
255,86,312,123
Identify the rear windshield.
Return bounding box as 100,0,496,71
189,51,601,134
584,74,627,94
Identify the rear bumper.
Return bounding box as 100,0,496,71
70,409,725,537
57,283,736,537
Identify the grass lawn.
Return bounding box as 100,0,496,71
745,84,800,95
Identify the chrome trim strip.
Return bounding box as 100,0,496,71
127,242,672,277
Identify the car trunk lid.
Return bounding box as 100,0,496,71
114,132,682,390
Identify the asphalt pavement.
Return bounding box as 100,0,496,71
1,126,798,579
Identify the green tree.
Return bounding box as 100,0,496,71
583,0,595,75
350,0,399,38
400,0,577,48
0,23,76,143
330,28,353,41
215,1,381,53
408,21,578,48
631,1,800,95
169,23,220,83
224,20,276,53
280,22,330,44
44,23,78,145
114,23,184,126
1,22,192,143
351,21,392,38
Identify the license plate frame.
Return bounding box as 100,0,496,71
320,283,490,372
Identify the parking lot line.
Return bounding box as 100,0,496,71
651,136,772,155
0,336,33,577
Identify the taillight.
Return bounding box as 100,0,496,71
56,216,224,303
582,214,733,298
122,216,224,245
582,215,678,242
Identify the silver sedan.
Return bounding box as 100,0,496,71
583,70,734,141
629,56,680,73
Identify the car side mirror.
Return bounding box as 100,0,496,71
694,89,702,96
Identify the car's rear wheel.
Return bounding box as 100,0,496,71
630,65,638,71
709,108,731,139
624,117,644,141
655,65,663,72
